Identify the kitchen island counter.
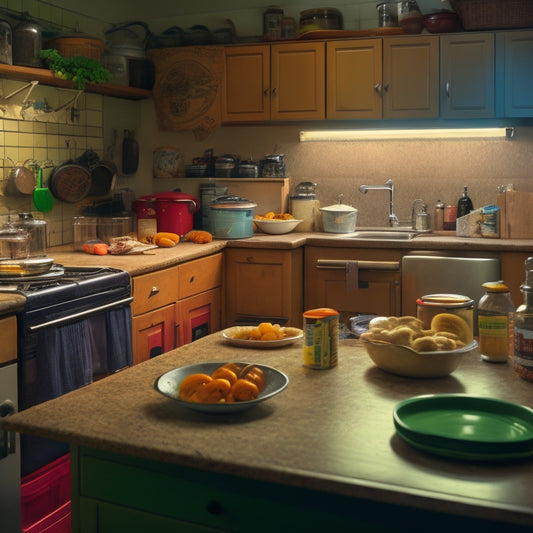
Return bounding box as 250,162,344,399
3,333,533,531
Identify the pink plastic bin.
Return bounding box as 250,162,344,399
21,454,71,532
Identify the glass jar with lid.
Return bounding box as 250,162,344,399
478,281,515,363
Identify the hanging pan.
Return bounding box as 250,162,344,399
50,141,91,203
88,159,117,196
49,162,91,203
5,158,36,196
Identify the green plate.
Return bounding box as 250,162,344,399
393,394,533,461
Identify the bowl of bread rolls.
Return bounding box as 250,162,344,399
360,313,477,378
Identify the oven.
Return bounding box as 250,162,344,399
1,265,133,533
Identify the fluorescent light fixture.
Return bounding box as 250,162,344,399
299,127,515,142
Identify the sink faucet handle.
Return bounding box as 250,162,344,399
337,193,344,204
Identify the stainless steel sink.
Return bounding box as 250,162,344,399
335,229,422,240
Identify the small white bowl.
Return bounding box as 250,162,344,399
254,219,302,234
363,339,478,378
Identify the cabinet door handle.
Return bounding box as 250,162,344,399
374,83,382,94
383,83,389,93
264,88,269,96
445,81,450,97
0,399,16,458
272,87,277,97
316,260,400,271
149,286,160,297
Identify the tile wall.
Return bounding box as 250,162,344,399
0,80,104,247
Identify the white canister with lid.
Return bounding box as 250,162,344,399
320,197,358,233
290,182,320,232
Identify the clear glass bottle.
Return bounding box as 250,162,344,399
478,281,515,363
514,257,533,381
457,185,474,218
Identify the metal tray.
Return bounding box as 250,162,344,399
0,257,54,277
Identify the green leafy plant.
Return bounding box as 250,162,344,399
40,49,112,90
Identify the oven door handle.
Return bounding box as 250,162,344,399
29,296,134,331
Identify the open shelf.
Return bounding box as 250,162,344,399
0,63,152,100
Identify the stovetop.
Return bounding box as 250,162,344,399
0,265,131,312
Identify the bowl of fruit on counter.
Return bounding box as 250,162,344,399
254,212,302,234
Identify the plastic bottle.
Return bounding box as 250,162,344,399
514,257,533,381
478,281,515,363
457,185,474,218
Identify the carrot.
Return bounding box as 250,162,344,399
83,242,108,255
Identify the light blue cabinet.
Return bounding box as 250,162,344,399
440,33,495,118
496,30,533,117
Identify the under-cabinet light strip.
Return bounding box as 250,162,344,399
299,127,515,142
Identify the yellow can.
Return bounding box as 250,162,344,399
302,308,339,369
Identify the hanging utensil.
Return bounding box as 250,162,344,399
32,162,55,212
0,80,38,119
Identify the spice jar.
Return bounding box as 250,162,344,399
263,5,283,41
434,200,445,231
478,281,515,363
443,204,457,231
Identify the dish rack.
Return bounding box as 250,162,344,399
450,0,533,30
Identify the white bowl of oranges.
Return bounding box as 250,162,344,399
254,212,302,234
223,322,303,348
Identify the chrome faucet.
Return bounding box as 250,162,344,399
359,179,399,227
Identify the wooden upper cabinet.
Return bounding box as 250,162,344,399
440,33,495,118
326,39,382,119
270,41,325,120
496,30,533,117
382,35,439,119
222,42,325,123
221,45,270,122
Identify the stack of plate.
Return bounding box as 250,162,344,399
394,394,533,461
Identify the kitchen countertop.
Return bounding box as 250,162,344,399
2,231,532,318
4,333,533,528
47,231,533,277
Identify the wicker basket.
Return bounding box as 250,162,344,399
450,0,533,30
47,36,105,61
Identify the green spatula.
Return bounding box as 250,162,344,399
32,164,54,213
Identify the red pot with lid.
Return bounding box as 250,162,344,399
134,192,200,236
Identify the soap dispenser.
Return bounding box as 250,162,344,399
457,186,474,218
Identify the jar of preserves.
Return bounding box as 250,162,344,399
478,281,515,363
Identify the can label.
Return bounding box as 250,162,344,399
303,308,339,369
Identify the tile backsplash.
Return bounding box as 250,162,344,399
0,79,104,247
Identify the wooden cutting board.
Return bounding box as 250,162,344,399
496,191,533,239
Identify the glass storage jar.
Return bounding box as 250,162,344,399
478,281,515,363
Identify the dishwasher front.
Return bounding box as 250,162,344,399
401,251,501,332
